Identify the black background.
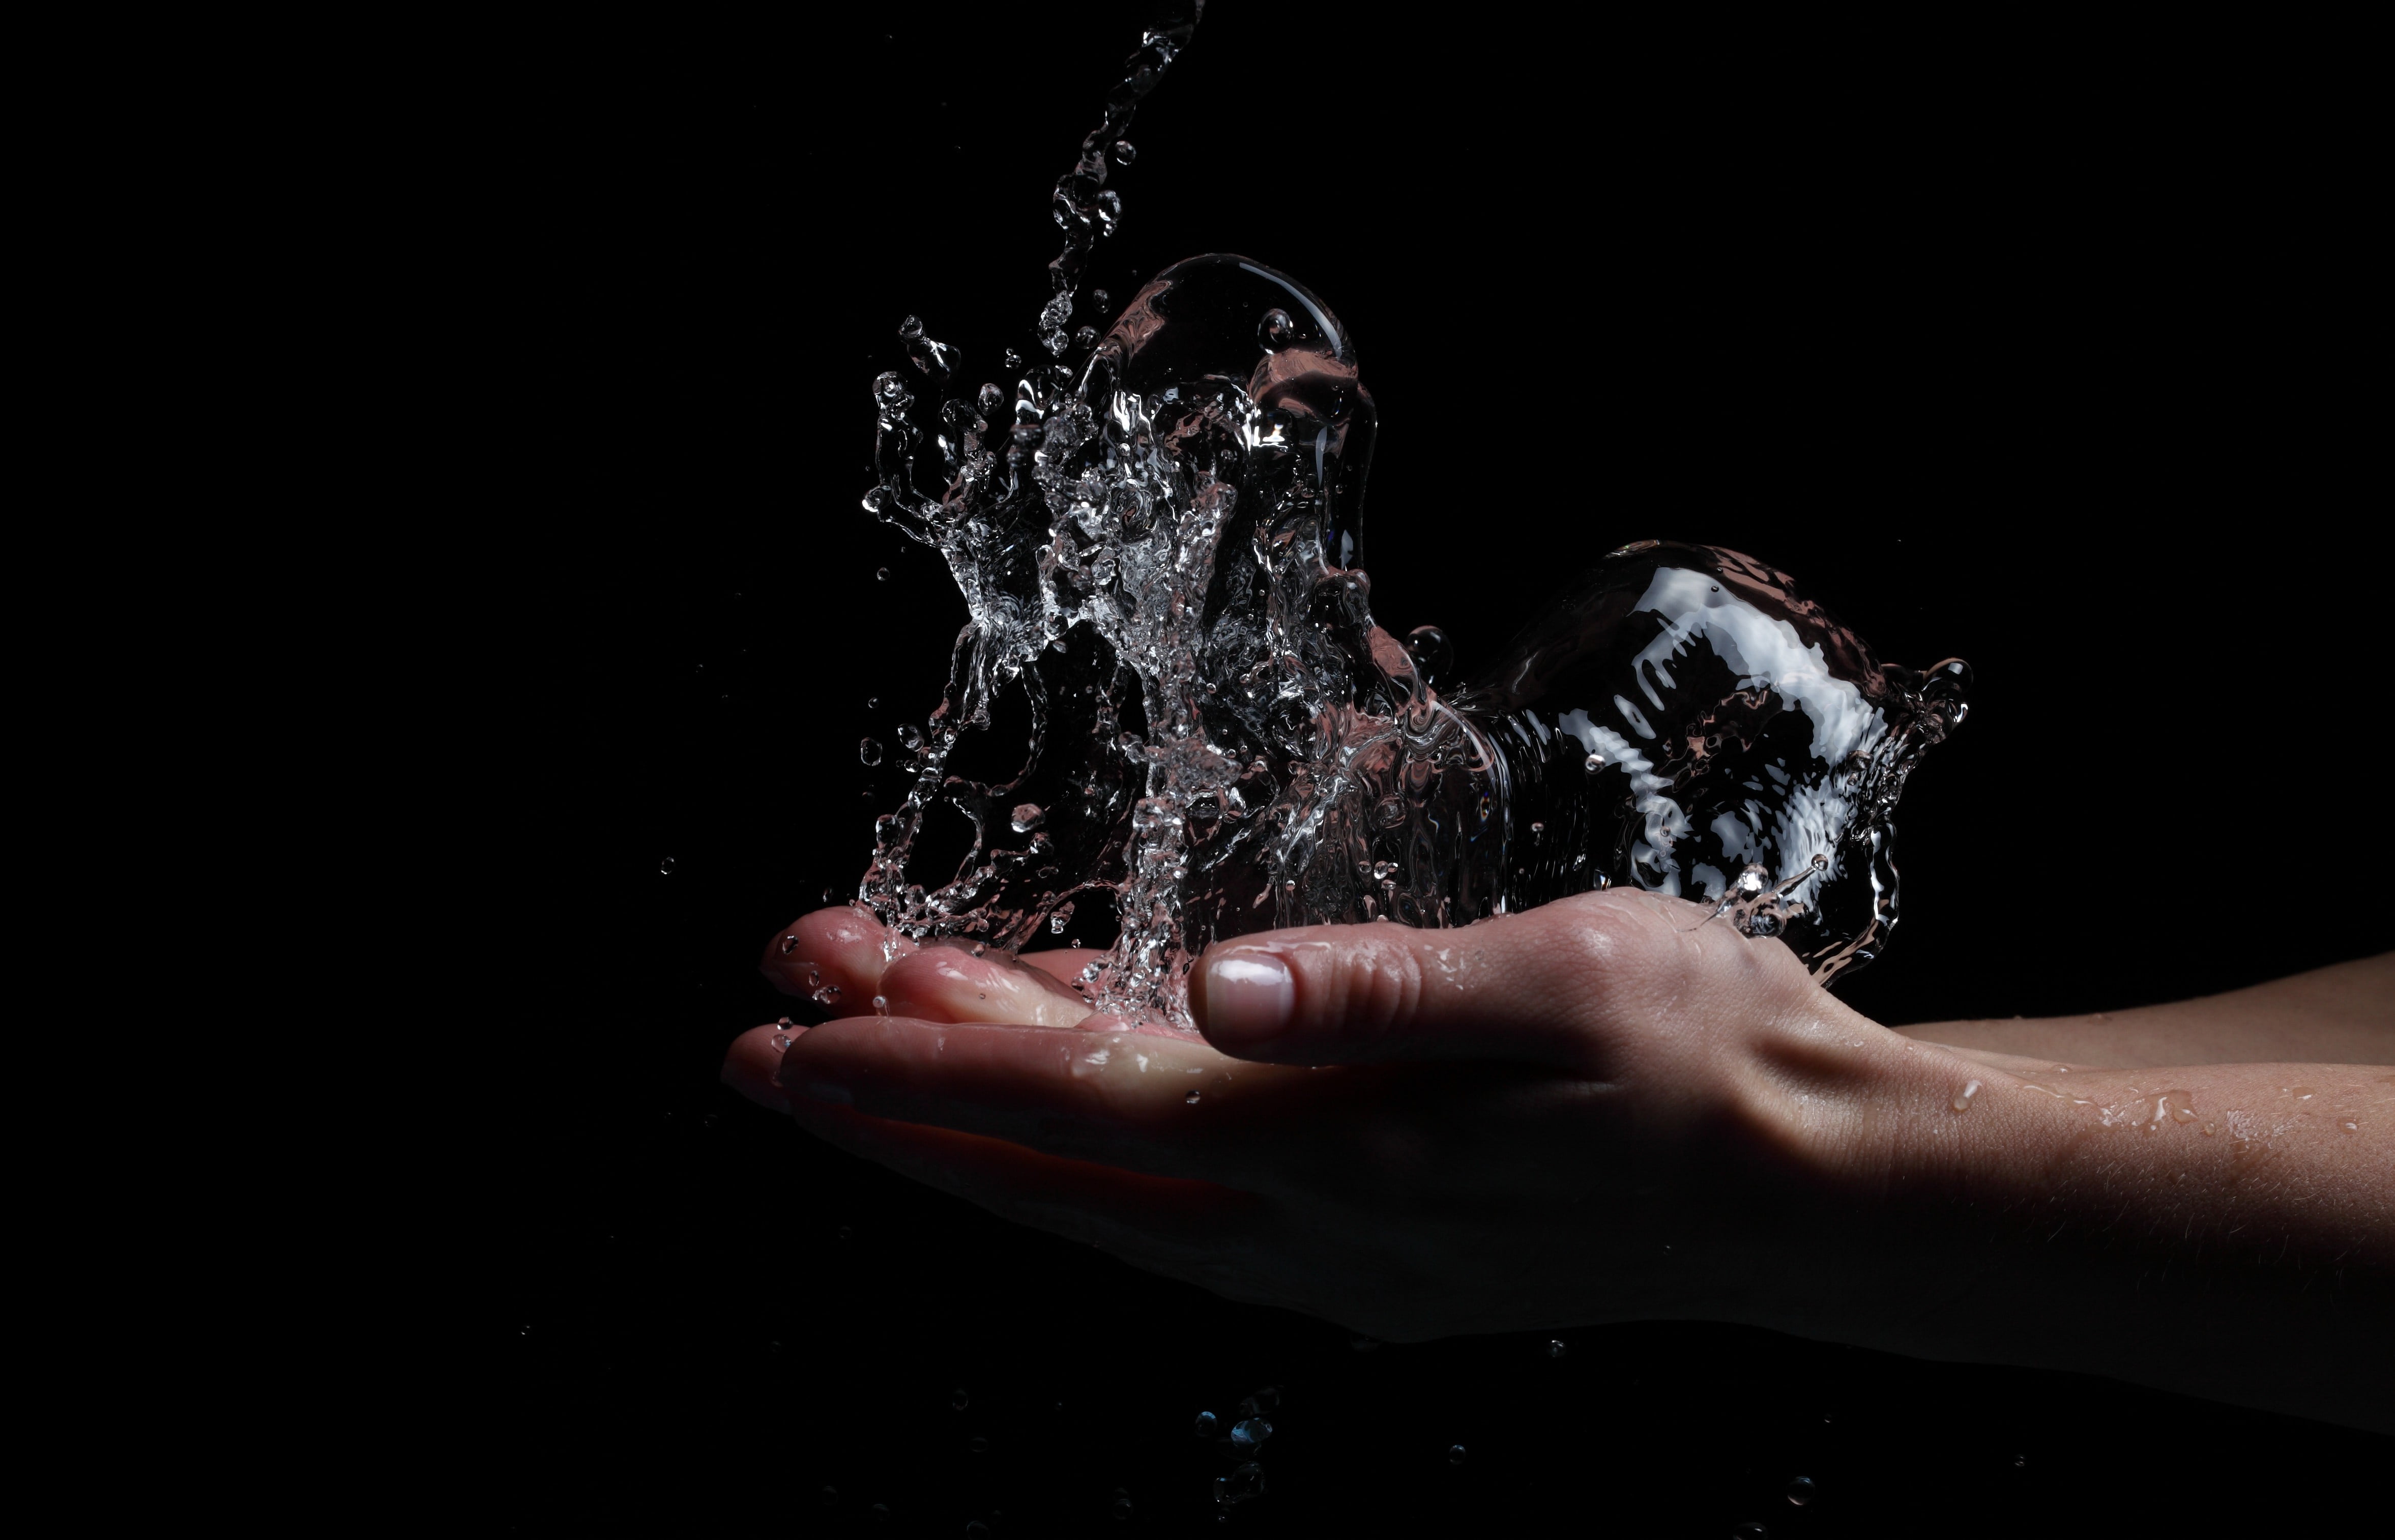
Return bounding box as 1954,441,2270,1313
468,6,2387,1533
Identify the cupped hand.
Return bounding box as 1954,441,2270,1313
723,894,1918,1342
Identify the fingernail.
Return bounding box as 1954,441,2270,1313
1202,950,1294,1042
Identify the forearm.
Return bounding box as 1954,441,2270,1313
1890,952,2395,1068
1774,1025,2395,1430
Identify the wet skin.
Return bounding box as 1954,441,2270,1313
725,898,2395,1433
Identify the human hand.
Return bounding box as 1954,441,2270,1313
723,893,1913,1343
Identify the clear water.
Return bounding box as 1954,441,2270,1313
845,8,1967,1023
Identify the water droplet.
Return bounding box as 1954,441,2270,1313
812,983,842,1005
1951,1079,1981,1112
779,934,800,955
1003,347,1022,370
967,1436,988,1455
1530,821,1544,838
1184,1089,1203,1105
770,1033,790,1051
860,737,884,766
1732,1526,1769,1539
1074,325,1098,350
820,1486,840,1509
869,1504,890,1525
865,696,880,710
1049,902,1075,934
1193,1410,1218,1438
1404,623,1454,682
1546,1339,1568,1360
1447,1443,1467,1466
1011,803,1046,833
1112,139,1136,164
872,995,889,1014
2013,1455,2027,1468
1785,1476,1815,1506
899,723,925,752
873,371,907,405
1259,308,1294,348
1231,1417,1272,1452
965,1522,990,1537
877,566,891,582
952,1388,970,1411
1111,1494,1133,1520
658,857,676,875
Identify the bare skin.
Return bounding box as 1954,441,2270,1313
724,899,2394,1433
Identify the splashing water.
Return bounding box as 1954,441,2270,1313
843,14,1967,1022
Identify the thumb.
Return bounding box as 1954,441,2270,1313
1187,895,1658,1070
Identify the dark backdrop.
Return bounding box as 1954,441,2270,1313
466,7,2386,1533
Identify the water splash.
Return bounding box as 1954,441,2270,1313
839,16,1966,1023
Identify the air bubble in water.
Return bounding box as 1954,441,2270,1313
860,738,883,766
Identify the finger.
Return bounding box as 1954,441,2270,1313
879,946,1096,1028
777,1016,1324,1185
1017,946,1106,989
1186,889,1739,1070
724,1021,803,1112
760,905,913,1016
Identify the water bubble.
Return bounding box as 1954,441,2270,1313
1231,1417,1272,1452
1447,1444,1467,1466
1112,139,1136,164
658,857,676,875
1011,803,1046,833
1546,1339,1568,1359
1213,1464,1265,1505
1785,1476,1815,1505
1194,1410,1218,1438
1259,308,1294,348
860,737,884,766
952,1388,970,1411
